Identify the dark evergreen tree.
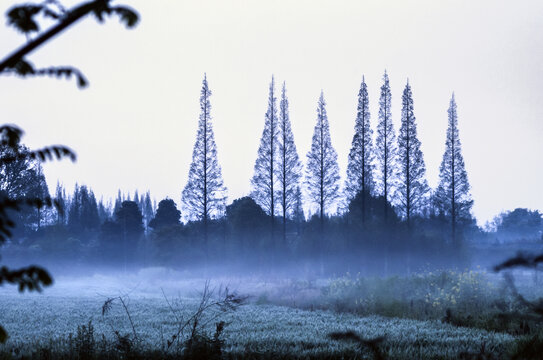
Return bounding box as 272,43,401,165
67,184,99,235
226,197,269,257
114,189,122,215
395,80,429,225
54,181,66,225
344,76,374,220
114,200,144,267
149,199,181,230
97,198,110,223
305,91,340,222
375,70,397,220
277,82,302,246
133,190,139,206
435,94,473,243
83,188,100,230
67,184,80,231
142,191,154,230
182,74,227,255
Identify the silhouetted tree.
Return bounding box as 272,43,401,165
133,190,139,208
305,91,340,225
113,189,122,215
142,190,154,230
434,94,473,243
498,209,542,234
344,76,374,221
251,75,279,233
149,199,181,230
374,71,396,221
182,74,227,258
54,181,66,225
395,80,429,225
277,82,302,247
97,198,109,223
226,197,269,257
114,200,143,269
68,184,99,236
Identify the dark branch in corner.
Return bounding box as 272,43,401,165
0,0,139,87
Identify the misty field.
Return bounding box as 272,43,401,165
1,268,540,359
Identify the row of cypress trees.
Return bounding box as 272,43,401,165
180,72,473,246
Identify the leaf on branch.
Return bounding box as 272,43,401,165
0,145,76,166
3,60,89,89
28,145,77,163
6,4,42,34
42,8,61,20
110,6,138,28
92,3,139,28
34,66,88,89
494,252,543,272
12,59,35,76
0,325,7,343
0,265,53,292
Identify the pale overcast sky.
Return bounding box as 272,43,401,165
0,0,542,225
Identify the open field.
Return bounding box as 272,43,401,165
0,269,533,359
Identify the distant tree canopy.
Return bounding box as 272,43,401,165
491,208,543,241
226,197,268,232
67,184,100,236
115,200,144,239
149,199,181,230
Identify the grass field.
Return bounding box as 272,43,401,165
0,270,525,359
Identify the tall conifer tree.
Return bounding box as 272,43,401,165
251,76,279,215
251,76,279,250
375,70,396,220
305,91,340,223
277,82,302,246
182,74,227,253
396,80,429,225
435,94,473,242
344,76,373,220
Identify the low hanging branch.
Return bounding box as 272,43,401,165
0,0,139,88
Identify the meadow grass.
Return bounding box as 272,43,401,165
0,283,521,359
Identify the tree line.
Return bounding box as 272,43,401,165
1,71,476,274
182,72,473,246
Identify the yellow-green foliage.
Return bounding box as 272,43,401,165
322,269,499,320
